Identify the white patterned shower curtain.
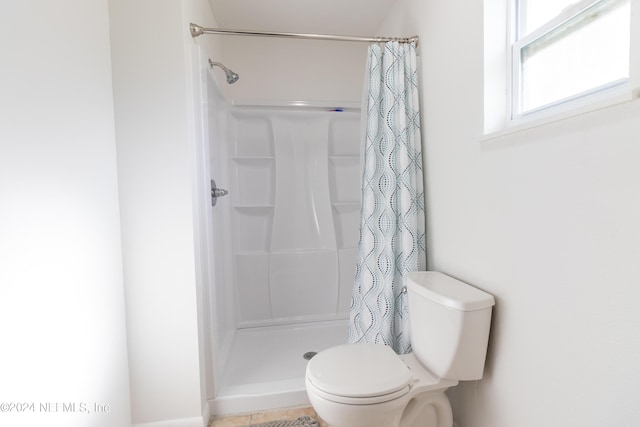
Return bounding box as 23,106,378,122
348,41,425,355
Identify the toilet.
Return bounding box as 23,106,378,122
305,271,495,427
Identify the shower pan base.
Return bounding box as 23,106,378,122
210,319,347,416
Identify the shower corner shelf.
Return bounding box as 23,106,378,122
235,250,271,256
331,201,360,207
232,156,275,161
233,204,275,209
329,155,359,161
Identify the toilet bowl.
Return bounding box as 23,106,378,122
305,271,495,427
305,344,457,427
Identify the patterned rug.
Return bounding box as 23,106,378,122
241,416,319,427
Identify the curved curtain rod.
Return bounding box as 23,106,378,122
189,23,419,46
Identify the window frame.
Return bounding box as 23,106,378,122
509,0,631,123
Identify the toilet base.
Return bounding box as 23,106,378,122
399,390,453,427
308,386,453,427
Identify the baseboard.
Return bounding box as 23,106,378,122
202,401,211,427
133,416,205,427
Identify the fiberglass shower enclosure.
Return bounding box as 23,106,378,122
204,72,361,415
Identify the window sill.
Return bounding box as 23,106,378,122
481,87,639,142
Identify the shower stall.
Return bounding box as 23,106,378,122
201,69,362,415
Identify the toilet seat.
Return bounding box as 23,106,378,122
306,379,412,405
305,343,413,403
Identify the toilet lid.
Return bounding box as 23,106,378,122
306,343,413,398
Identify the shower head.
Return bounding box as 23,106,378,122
208,59,239,84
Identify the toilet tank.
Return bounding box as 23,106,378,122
406,271,495,381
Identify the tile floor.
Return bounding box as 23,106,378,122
209,406,329,427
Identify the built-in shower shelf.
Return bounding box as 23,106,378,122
232,156,275,161
331,201,360,207
233,204,275,209
329,154,359,204
235,250,270,255
329,155,359,162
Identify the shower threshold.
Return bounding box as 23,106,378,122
211,318,347,416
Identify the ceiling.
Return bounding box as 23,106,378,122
207,0,397,36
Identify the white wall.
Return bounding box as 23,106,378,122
108,0,221,425
220,36,366,103
0,2,131,427
379,1,640,426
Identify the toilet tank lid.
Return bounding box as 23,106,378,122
406,271,495,311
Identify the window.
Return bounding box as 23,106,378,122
510,0,631,120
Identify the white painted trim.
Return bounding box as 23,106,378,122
488,0,636,135
510,0,630,121
202,402,212,427
630,0,640,92
481,86,638,141
133,416,205,427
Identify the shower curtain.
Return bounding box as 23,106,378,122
348,41,425,355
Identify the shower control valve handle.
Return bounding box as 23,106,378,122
210,179,229,207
